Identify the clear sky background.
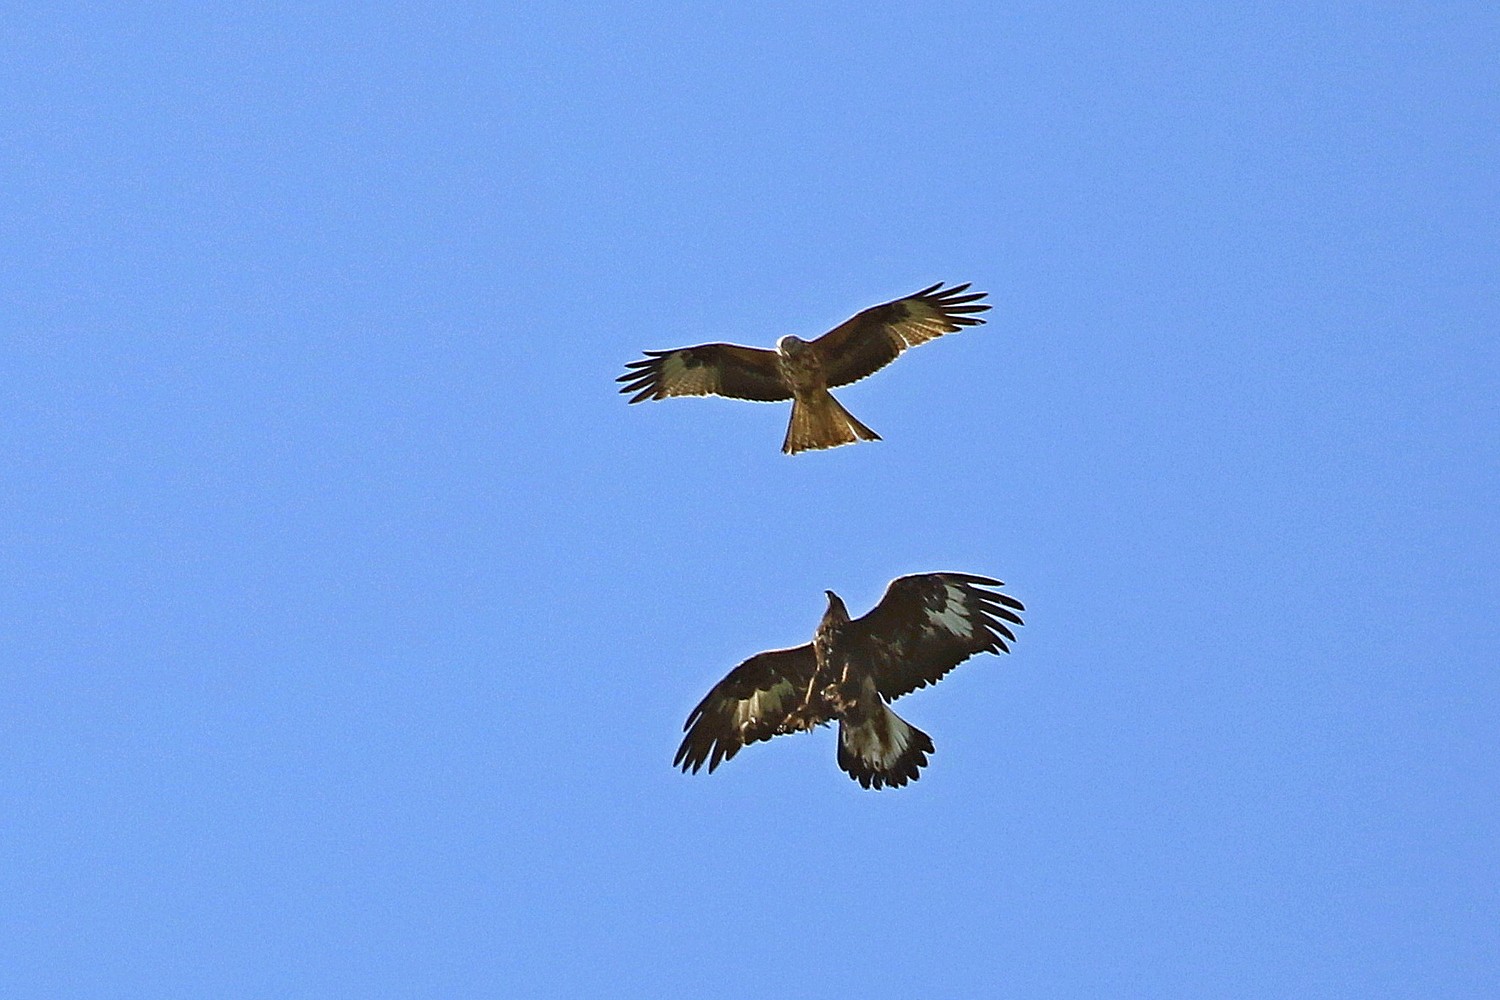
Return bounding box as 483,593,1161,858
4,4,1496,997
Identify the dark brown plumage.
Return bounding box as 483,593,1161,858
618,283,991,454
673,573,1024,789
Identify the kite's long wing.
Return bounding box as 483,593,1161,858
618,343,791,403
812,283,990,388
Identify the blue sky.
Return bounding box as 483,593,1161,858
4,4,1496,997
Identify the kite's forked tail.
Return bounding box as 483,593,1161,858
782,390,881,455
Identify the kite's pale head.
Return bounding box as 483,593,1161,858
776,334,810,357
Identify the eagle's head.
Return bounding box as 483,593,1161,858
822,589,850,624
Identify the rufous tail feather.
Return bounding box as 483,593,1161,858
782,391,881,455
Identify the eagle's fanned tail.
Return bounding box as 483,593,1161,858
835,680,933,790
782,390,881,455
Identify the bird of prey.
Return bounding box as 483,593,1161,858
674,573,1024,789
618,282,991,454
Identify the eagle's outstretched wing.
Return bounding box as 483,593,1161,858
674,644,818,774
853,573,1024,702
617,343,790,403
812,283,991,389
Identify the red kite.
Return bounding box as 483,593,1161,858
618,283,991,454
674,573,1024,789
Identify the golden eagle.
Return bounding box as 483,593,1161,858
618,283,991,454
674,573,1024,789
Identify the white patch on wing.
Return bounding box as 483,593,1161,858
731,681,792,733
925,583,974,638
662,353,716,396
897,303,951,345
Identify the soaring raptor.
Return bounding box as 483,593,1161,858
674,573,1024,789
618,283,991,454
